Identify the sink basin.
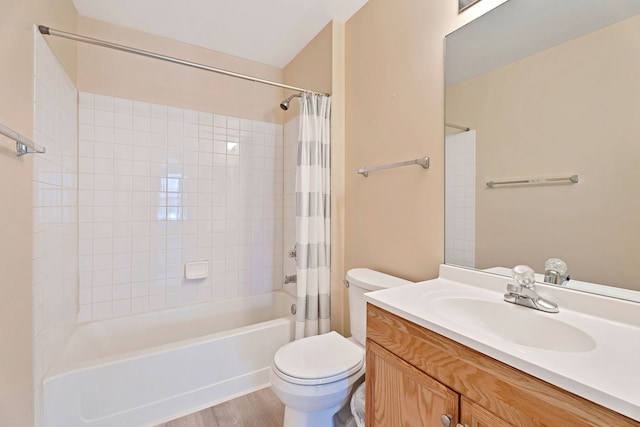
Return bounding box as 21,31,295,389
429,296,596,352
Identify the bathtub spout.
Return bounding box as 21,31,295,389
284,274,297,285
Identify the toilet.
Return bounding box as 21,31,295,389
269,268,412,427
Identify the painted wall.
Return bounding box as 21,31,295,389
0,1,77,425
344,0,506,282
446,16,640,290
282,23,333,119
76,16,285,124
330,22,348,334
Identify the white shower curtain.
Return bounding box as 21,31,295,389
295,93,331,339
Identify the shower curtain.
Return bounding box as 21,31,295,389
295,93,331,339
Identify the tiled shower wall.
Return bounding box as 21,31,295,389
33,31,79,425
283,116,299,282
445,130,476,268
78,92,283,321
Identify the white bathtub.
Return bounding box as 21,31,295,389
43,290,295,427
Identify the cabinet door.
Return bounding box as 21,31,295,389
460,397,514,427
366,340,459,427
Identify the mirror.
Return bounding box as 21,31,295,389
444,0,640,301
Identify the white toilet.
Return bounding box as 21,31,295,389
269,268,412,427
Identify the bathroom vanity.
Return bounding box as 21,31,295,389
364,266,640,427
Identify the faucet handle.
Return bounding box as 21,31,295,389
544,258,569,285
544,258,567,275
512,265,536,288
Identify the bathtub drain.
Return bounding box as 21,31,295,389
291,304,297,315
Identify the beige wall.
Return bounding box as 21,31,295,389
447,16,640,291
77,16,285,123
283,23,333,119
282,21,350,334
0,2,77,425
331,22,348,335
345,0,506,282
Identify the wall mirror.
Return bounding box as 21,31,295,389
444,0,640,301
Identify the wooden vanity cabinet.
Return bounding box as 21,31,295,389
366,340,458,426
366,341,511,427
366,304,640,427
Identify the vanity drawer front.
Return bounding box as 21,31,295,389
366,340,458,427
460,397,514,427
366,304,640,427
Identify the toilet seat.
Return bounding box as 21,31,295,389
273,331,364,386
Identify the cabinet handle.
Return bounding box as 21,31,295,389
441,413,468,427
440,414,454,427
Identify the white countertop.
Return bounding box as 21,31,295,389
365,265,640,422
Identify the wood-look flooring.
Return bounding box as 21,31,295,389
154,387,284,427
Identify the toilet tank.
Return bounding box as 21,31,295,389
346,268,412,346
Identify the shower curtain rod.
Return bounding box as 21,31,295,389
38,25,330,97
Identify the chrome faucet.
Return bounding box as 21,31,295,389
283,274,297,285
504,265,559,313
544,258,570,286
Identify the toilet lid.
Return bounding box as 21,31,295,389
274,331,364,385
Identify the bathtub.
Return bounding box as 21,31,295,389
43,290,295,427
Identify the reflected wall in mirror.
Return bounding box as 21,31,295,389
444,0,640,300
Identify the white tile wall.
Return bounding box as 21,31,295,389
78,92,284,320
33,30,79,426
445,130,476,268
283,116,299,281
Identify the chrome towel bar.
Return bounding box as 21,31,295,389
487,175,579,188
357,156,430,177
445,122,470,132
0,122,46,157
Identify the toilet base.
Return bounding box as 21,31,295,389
283,404,341,427
269,339,366,427
282,393,358,427
276,373,364,427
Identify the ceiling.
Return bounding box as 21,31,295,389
72,0,369,68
